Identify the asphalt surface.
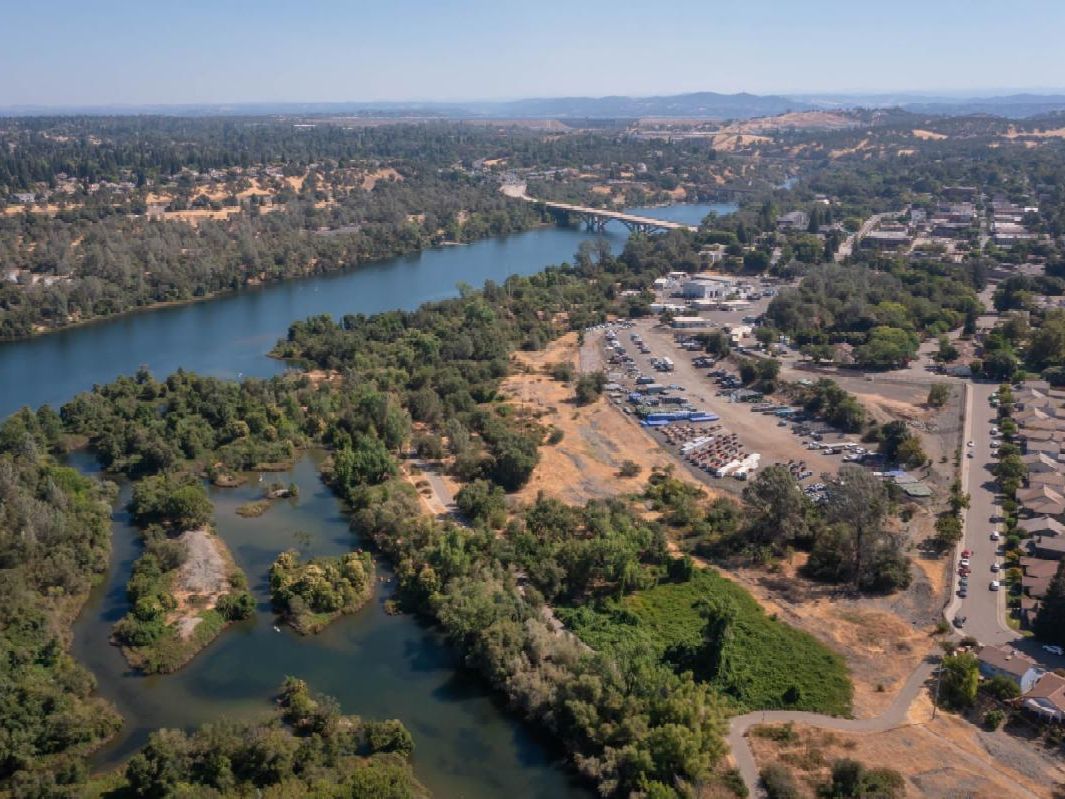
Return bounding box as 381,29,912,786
956,382,1065,668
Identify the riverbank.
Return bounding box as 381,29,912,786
0,218,553,344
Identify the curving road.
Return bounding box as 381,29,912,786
727,659,937,797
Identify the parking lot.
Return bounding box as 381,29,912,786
590,315,864,495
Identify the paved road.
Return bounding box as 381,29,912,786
727,659,937,797
955,382,1013,644
955,382,1065,671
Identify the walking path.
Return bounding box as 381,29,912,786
727,658,937,797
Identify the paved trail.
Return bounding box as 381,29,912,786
727,659,937,797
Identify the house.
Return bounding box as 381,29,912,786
776,211,809,231
1019,516,1065,538
1023,453,1061,474
1028,472,1065,490
978,645,1045,693
1021,557,1057,599
1022,672,1065,722
1018,485,1065,516
1032,536,1065,560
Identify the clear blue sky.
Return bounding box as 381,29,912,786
3,0,1063,106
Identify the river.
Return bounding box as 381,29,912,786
0,203,733,419
7,203,735,797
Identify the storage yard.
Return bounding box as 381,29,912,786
590,315,858,494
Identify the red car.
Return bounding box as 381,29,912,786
961,549,973,558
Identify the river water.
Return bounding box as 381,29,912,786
0,203,732,419
6,203,735,797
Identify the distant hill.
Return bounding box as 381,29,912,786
5,91,1065,120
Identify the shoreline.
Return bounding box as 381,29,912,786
0,219,555,345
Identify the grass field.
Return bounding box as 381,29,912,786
560,569,853,716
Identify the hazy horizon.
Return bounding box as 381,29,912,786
4,0,1065,107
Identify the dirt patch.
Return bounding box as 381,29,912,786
502,333,703,505
748,716,1062,799
169,528,232,639
912,129,948,141
361,167,402,190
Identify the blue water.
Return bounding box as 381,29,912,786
0,203,734,418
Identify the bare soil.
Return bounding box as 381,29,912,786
169,528,231,639
748,713,1063,799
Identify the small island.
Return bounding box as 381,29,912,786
236,480,299,517
111,474,255,674
270,549,375,634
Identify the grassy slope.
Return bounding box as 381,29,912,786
561,569,853,717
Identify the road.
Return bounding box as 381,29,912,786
834,211,897,262
727,659,937,797
955,382,1065,669
954,382,1012,644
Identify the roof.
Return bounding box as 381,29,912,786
1028,472,1065,488
1020,557,1060,579
1024,673,1065,716
899,482,932,498
1024,574,1053,599
1019,516,1065,536
1033,536,1065,556
979,645,1039,677
1022,452,1060,469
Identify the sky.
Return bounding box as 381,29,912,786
2,0,1064,107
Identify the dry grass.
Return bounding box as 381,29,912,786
912,129,948,141
749,715,1063,799
361,167,402,190
501,333,703,505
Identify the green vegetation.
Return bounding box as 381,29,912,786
0,411,123,792
112,477,253,673
766,262,982,369
822,759,905,799
270,550,375,634
938,652,979,710
112,678,425,798
560,569,852,715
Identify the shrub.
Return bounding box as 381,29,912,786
984,709,1006,730
760,763,800,799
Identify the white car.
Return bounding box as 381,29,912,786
1044,645,1065,656
990,531,1000,541
966,440,974,447
989,580,1000,591
960,558,971,568
991,562,1000,572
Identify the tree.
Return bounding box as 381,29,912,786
927,383,951,408
743,465,811,549
939,652,979,709
853,327,919,369
1034,560,1065,646
575,371,607,405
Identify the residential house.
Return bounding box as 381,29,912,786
1017,485,1065,516
1028,472,1065,490
1031,537,1065,561
1019,516,1065,538
1023,453,1061,474
1021,557,1059,599
978,645,1044,693
1022,672,1065,722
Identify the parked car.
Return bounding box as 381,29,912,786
989,581,1000,591
960,558,971,568
991,562,1000,572
953,615,966,628
990,531,1000,541
1043,645,1064,656
962,549,973,558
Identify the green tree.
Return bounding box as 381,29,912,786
1034,560,1065,646
939,652,979,709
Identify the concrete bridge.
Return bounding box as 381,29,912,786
502,182,697,233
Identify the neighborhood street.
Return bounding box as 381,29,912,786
957,382,1065,669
